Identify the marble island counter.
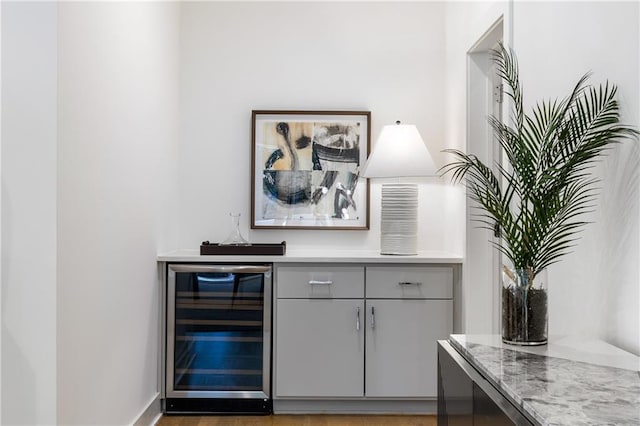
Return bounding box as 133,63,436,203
445,334,640,426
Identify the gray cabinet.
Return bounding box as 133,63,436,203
276,299,364,397
275,265,365,398
275,264,453,399
366,299,452,397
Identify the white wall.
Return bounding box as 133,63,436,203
57,2,180,424
0,3,3,418
1,2,58,424
178,1,463,255
513,1,640,355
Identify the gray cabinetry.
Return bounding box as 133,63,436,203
276,299,364,397
274,264,453,400
275,265,365,398
366,299,452,397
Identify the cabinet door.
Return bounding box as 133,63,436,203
365,299,452,397
276,299,364,397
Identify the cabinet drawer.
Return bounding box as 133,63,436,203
277,266,365,298
366,266,452,299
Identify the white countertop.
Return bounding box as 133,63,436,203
157,248,463,264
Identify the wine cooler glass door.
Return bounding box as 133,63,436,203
167,264,271,399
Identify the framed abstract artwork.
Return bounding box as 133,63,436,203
251,110,370,230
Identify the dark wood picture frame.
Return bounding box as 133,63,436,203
251,110,370,230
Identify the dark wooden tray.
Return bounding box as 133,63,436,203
200,241,286,256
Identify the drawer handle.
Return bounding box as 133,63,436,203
356,307,360,331
309,280,333,285
399,281,423,286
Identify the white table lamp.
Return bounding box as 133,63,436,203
361,121,436,255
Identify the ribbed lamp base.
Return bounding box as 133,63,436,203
380,183,418,255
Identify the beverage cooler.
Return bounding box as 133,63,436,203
164,264,272,414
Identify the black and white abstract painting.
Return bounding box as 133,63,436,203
251,111,370,229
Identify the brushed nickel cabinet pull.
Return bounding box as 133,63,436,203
309,280,333,285
371,306,375,330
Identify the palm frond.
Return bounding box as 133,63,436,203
441,43,639,277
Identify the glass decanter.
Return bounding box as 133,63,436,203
219,213,251,246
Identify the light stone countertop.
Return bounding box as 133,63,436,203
449,334,640,426
157,248,463,264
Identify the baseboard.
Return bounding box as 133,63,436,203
133,395,435,419
132,393,162,426
273,399,436,414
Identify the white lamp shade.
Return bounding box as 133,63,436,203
361,123,437,178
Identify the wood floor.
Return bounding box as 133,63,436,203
156,415,437,426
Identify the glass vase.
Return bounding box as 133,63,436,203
501,265,548,345
219,213,251,246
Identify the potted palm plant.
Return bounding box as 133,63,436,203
441,44,638,345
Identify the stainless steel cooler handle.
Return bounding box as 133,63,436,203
170,264,271,274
